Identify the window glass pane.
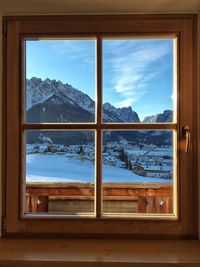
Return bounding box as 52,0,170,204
102,130,175,215
25,39,96,123
103,39,176,123
25,130,95,215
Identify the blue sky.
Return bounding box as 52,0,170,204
26,38,174,121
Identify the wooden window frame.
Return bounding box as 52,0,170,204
2,14,198,238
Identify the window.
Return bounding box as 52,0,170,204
24,37,175,218
3,15,198,237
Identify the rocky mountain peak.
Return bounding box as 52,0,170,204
26,78,141,123
156,110,173,122
116,106,140,122
103,102,140,122
29,77,42,84
143,110,173,123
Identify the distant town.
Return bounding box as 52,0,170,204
27,140,173,180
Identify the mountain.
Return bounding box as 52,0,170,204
143,110,172,123
26,77,95,123
26,77,140,123
103,103,140,123
27,91,94,123
104,130,172,147
143,114,159,123
156,110,173,122
26,77,171,146
26,77,94,113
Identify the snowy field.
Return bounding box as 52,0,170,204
26,154,172,183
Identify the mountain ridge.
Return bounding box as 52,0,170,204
143,110,172,123
26,77,142,123
27,77,172,123
26,77,173,146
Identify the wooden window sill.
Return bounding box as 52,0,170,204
0,238,199,266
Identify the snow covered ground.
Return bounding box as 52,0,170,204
26,154,172,183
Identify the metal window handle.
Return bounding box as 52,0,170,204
183,125,191,154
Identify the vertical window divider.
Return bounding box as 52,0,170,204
21,38,27,216
96,35,102,218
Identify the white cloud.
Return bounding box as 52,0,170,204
115,98,134,108
50,40,95,64
114,74,143,93
104,40,171,107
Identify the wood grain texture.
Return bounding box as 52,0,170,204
1,1,200,15
22,123,177,130
6,20,20,233
96,35,103,218
0,239,199,266
25,183,172,214
0,16,3,237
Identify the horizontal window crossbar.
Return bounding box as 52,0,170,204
23,123,177,130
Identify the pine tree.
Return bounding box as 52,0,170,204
129,161,132,170
119,148,130,169
124,152,129,169
79,145,84,155
125,157,129,169
119,148,125,161
103,144,108,153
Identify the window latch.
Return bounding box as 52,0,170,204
182,125,191,155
